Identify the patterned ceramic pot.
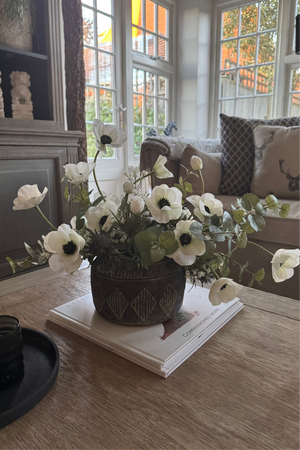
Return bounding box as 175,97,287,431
91,259,186,326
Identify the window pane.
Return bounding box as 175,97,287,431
99,89,113,123
97,0,112,15
259,1,278,32
221,40,237,69
146,0,155,32
158,38,168,60
254,96,272,119
87,123,97,158
238,68,254,96
85,87,96,121
220,100,235,116
146,97,154,125
256,65,274,94
239,36,256,66
84,48,96,84
290,93,300,116
98,52,113,87
98,14,112,52
132,27,144,52
133,95,143,124
158,76,166,97
146,72,155,95
132,0,142,26
83,0,93,7
146,33,155,57
158,99,166,126
158,5,168,38
82,7,94,46
258,32,276,64
240,4,258,36
222,9,239,39
158,128,165,135
134,127,143,156
291,69,300,91
236,98,253,118
220,70,236,98
133,68,144,93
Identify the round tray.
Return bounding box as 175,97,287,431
0,328,59,429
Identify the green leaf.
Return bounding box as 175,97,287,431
147,226,162,239
140,250,153,267
64,186,69,200
233,209,244,224
210,214,220,227
174,183,186,198
76,217,86,231
247,215,259,232
201,241,216,259
254,201,267,217
253,215,266,230
209,225,225,242
237,231,247,249
150,245,165,263
24,242,37,257
239,261,249,283
189,222,205,240
248,278,254,288
179,176,184,185
279,203,290,218
241,222,255,234
265,195,278,209
159,231,178,255
240,198,252,211
254,268,265,282
184,181,193,193
242,193,260,208
223,211,234,231
6,257,16,274
134,230,157,252
220,257,230,277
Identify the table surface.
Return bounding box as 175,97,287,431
0,268,299,450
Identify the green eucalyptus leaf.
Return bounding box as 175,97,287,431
150,245,165,263
201,241,216,259
279,203,290,218
233,209,244,224
220,257,230,277
265,194,278,209
76,217,86,231
241,222,255,234
253,215,266,230
159,231,178,255
255,201,267,217
223,211,234,231
209,214,220,227
209,224,225,242
184,181,193,193
24,242,37,257
254,268,265,282
240,198,252,211
174,183,186,197
134,230,157,251
237,231,247,249
242,193,260,208
147,226,162,239
189,222,205,240
247,215,259,232
140,250,153,267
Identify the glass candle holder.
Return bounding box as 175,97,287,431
0,316,24,389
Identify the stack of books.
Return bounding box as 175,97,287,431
48,285,243,378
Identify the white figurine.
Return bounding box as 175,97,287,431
0,72,4,118
10,71,33,120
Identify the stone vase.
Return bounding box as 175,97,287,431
91,259,186,326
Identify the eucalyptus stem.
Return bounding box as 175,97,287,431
35,206,57,231
93,150,105,200
134,171,154,185
247,240,274,257
199,169,205,195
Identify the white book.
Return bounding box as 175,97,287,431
48,285,243,378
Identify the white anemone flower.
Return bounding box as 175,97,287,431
187,193,223,222
93,119,127,154
271,249,300,283
63,162,96,185
209,278,242,306
168,220,206,266
13,184,48,210
85,194,119,232
44,224,85,274
145,184,182,223
153,155,173,179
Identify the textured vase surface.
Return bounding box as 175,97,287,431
91,259,186,326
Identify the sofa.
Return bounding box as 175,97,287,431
140,134,300,300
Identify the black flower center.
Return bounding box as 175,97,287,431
99,215,108,226
204,205,211,214
220,284,227,291
63,240,77,255
158,198,171,209
100,135,112,145
180,233,192,247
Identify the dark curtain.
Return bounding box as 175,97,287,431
62,0,87,162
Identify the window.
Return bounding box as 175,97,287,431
82,0,116,158
219,1,278,121
211,0,300,137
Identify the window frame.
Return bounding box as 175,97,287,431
209,0,300,138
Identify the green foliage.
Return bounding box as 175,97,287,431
279,203,290,218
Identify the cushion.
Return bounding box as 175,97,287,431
218,114,300,196
179,144,222,196
251,126,300,200
215,195,300,247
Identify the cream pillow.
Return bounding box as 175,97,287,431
251,125,300,200
179,144,222,196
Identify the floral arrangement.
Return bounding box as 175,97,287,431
7,119,300,306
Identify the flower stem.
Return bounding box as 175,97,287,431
247,240,274,257
93,150,105,200
199,169,205,195
134,171,154,185
35,206,57,231
201,260,219,280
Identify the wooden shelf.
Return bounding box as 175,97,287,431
0,44,48,61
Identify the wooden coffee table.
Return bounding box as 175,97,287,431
0,268,299,449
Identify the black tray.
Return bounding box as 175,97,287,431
0,328,59,429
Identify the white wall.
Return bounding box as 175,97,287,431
176,0,212,139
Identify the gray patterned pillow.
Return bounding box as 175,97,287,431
218,114,300,196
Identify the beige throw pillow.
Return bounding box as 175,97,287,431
251,125,300,200
179,144,222,196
